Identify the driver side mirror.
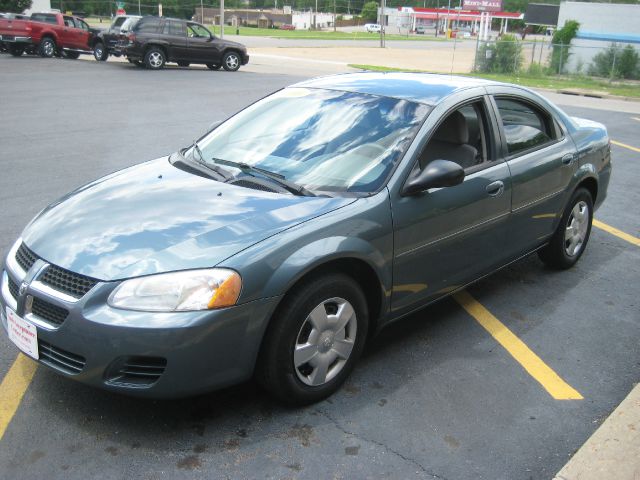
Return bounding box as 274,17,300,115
402,159,464,196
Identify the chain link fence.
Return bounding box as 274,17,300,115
473,38,640,80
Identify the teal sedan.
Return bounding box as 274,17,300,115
1,73,611,404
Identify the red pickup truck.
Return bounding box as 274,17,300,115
0,12,96,58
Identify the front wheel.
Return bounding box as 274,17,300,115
538,188,593,269
257,273,368,405
144,47,165,69
222,51,241,71
93,42,108,61
39,37,56,58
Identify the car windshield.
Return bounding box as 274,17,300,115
190,88,430,195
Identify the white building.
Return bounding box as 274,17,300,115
557,2,640,73
292,11,335,30
23,0,52,15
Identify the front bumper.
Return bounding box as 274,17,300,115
1,245,281,398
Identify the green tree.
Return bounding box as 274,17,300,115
550,20,579,74
589,43,639,79
360,1,378,23
476,34,522,73
0,0,32,13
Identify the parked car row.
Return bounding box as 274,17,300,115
0,13,249,71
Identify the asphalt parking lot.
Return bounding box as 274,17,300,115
0,56,638,480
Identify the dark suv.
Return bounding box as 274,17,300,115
119,16,249,71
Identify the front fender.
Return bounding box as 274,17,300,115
221,191,394,309
261,235,389,299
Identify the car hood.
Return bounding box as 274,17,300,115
22,157,353,281
220,39,246,50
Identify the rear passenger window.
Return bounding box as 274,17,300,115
135,18,161,33
163,20,185,36
495,98,554,156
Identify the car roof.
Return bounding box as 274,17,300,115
291,72,499,105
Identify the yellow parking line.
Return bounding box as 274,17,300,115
593,219,640,247
453,291,583,400
0,354,37,441
611,140,640,153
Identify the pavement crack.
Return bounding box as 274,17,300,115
315,408,448,480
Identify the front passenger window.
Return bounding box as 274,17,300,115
418,101,489,171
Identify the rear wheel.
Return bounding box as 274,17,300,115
8,44,24,57
144,47,165,69
39,37,56,58
93,42,108,61
538,188,593,269
257,273,368,405
206,63,221,70
222,51,241,71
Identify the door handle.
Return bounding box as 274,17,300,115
486,181,504,197
562,153,575,165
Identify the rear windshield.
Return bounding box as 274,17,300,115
31,13,57,24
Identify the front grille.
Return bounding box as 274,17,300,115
40,265,98,299
107,356,167,387
31,297,68,326
7,275,19,300
15,243,38,272
38,340,86,374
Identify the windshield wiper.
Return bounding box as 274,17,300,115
212,158,316,197
181,142,234,181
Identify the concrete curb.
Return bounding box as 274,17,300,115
553,383,640,480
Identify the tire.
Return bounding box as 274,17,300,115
538,188,593,269
93,42,108,61
222,51,241,71
8,44,24,57
206,63,221,70
144,47,165,69
39,37,56,58
257,273,369,405
62,50,80,59
177,61,189,67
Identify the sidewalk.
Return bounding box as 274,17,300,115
554,383,640,480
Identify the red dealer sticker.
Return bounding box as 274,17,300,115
7,308,39,360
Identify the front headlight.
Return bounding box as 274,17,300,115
108,269,242,312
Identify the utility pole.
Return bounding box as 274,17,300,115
379,0,385,48
220,0,225,38
201,0,204,24
333,0,336,32
138,0,141,15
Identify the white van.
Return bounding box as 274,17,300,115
364,23,381,33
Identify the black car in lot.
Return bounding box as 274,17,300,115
118,16,249,71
